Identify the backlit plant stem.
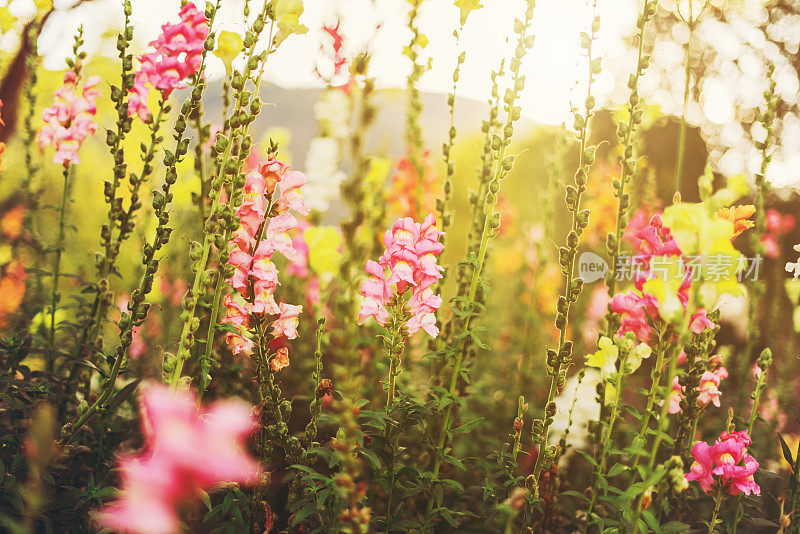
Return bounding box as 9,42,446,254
595,0,654,472
60,1,222,443
631,293,698,532
405,0,427,218
332,52,376,380
605,0,655,300
584,360,627,533
169,6,274,388
674,0,703,193
86,0,135,337
731,348,773,533
437,27,464,254
75,100,167,378
48,29,89,366
48,165,72,356
739,66,776,383
531,0,599,486
429,1,536,496
22,18,44,300
555,368,585,464
628,325,666,474
198,42,275,398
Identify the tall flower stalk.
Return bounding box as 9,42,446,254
604,0,656,301
38,29,100,365
60,1,221,444
583,352,627,532
437,26,465,254
84,0,136,347
531,0,600,486
731,348,772,533
404,0,427,218
673,0,709,192
630,288,699,531
594,0,655,470
738,65,777,383
168,3,276,388
197,25,278,397
427,1,536,522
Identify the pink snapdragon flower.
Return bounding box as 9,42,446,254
96,382,260,534
761,209,795,258
358,214,444,337
272,303,302,339
37,69,101,166
696,367,728,408
220,158,308,368
609,214,716,343
666,366,729,414
685,440,715,492
609,290,658,342
128,3,210,120
685,430,760,496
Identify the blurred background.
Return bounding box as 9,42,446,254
2,0,800,529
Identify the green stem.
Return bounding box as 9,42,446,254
405,0,426,219
584,364,626,533
429,7,536,502
59,1,222,443
629,326,666,473
708,491,724,534
674,2,695,194
48,166,71,359
731,361,769,532
631,298,697,532
606,0,652,300
74,101,167,373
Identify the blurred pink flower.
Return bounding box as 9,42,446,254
96,382,260,534
761,209,795,258
38,70,100,165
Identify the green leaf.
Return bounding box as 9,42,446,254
778,433,794,466
577,449,598,468
291,503,318,526
359,448,382,473
562,490,589,502
438,506,458,528
452,417,484,434
608,463,626,478
198,490,212,511
106,378,142,412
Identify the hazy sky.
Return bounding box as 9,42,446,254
6,0,800,187
28,0,634,125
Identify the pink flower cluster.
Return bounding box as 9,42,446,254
358,214,444,337
685,430,760,496
610,214,714,343
37,69,101,166
762,209,795,258
667,364,729,414
221,159,309,362
129,3,209,120
96,382,260,534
